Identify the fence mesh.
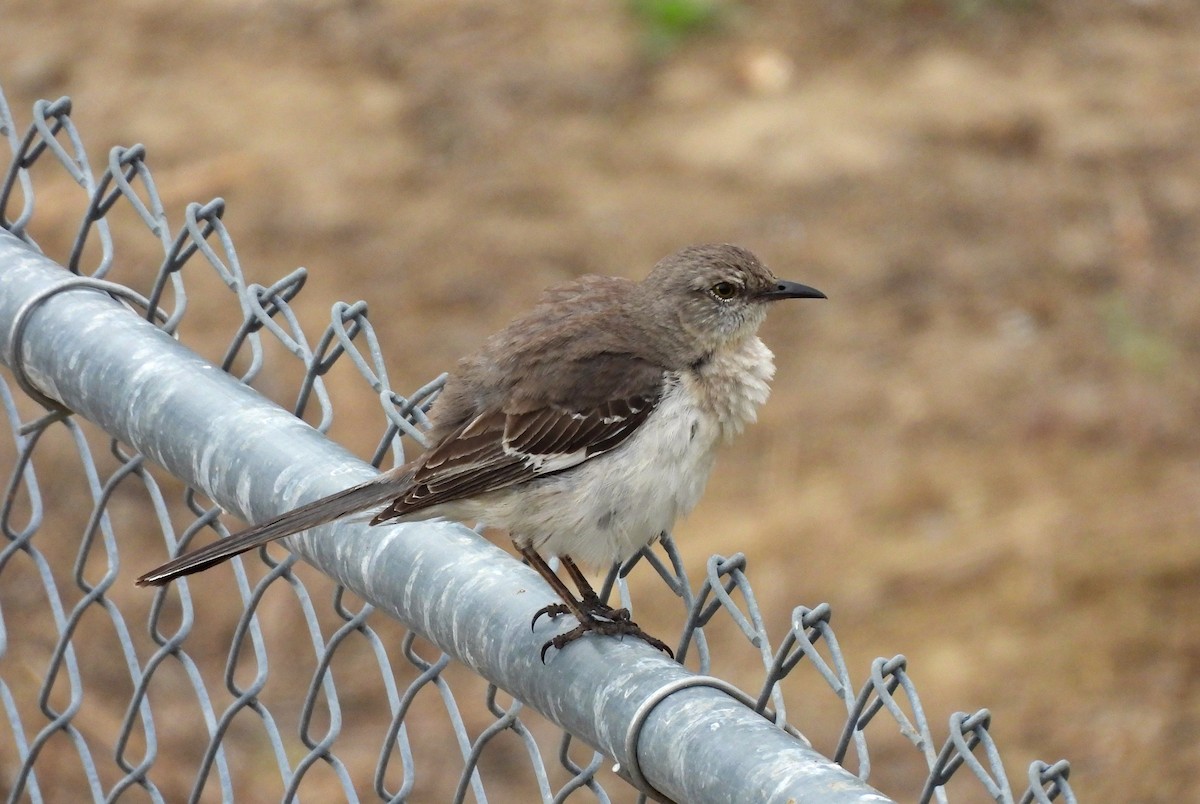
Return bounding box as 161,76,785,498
0,86,1075,803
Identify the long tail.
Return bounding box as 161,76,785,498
136,468,415,587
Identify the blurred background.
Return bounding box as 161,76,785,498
3,0,1198,801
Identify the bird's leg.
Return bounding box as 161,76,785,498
520,545,673,661
558,555,631,622
521,546,597,626
527,552,627,624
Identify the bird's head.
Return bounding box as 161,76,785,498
640,244,825,364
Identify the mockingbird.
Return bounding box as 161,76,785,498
137,244,825,659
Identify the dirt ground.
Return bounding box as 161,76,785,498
3,1,1199,801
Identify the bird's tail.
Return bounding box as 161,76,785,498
135,468,415,587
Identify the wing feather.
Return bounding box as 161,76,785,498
372,378,665,523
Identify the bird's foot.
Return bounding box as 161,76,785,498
534,603,674,662
519,548,673,661
531,593,629,629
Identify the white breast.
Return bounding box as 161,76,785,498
687,335,775,442
475,336,777,567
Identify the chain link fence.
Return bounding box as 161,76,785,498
0,85,1075,803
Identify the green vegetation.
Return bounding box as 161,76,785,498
627,0,727,55
1104,296,1175,376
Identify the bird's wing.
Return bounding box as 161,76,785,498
372,380,665,522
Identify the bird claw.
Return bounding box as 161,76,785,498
540,625,588,663
530,597,630,630
531,602,571,630
537,614,675,663
532,587,673,662
576,593,632,624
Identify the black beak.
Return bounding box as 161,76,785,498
760,279,826,301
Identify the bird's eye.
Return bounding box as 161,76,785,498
710,281,738,300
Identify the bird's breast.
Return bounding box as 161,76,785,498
682,336,775,442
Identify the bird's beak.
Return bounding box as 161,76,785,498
760,280,826,301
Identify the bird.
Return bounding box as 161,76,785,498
137,244,825,660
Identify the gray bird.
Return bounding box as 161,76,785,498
137,244,825,659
